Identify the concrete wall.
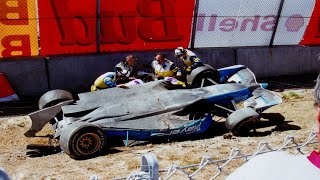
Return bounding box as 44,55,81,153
0,46,319,96
0,58,48,96
237,46,320,78
46,48,235,93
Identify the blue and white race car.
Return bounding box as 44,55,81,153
25,65,282,159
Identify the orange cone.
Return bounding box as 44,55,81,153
0,73,19,102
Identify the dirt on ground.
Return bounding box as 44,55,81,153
0,74,319,180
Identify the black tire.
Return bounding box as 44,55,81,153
225,107,259,136
60,123,105,159
38,89,73,109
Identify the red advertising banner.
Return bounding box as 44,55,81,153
0,0,39,58
100,0,195,52
38,0,96,55
300,0,320,45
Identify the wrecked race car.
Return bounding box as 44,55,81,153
25,65,282,159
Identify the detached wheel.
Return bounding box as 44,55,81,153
187,64,220,88
60,123,105,159
192,70,219,88
225,107,259,136
37,89,73,125
39,89,73,109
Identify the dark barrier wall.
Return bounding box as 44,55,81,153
0,46,319,96
237,46,320,77
47,48,235,93
0,58,48,96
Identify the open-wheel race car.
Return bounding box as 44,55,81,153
25,65,282,159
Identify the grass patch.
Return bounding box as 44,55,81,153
281,91,302,100
281,93,290,100
288,92,301,98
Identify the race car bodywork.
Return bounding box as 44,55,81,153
25,65,282,159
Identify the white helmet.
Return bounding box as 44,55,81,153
174,47,185,57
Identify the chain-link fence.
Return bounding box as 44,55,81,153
113,131,318,180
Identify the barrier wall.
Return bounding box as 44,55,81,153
0,58,48,96
237,46,320,77
0,46,319,96
46,48,235,92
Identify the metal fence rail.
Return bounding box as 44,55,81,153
115,131,318,180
